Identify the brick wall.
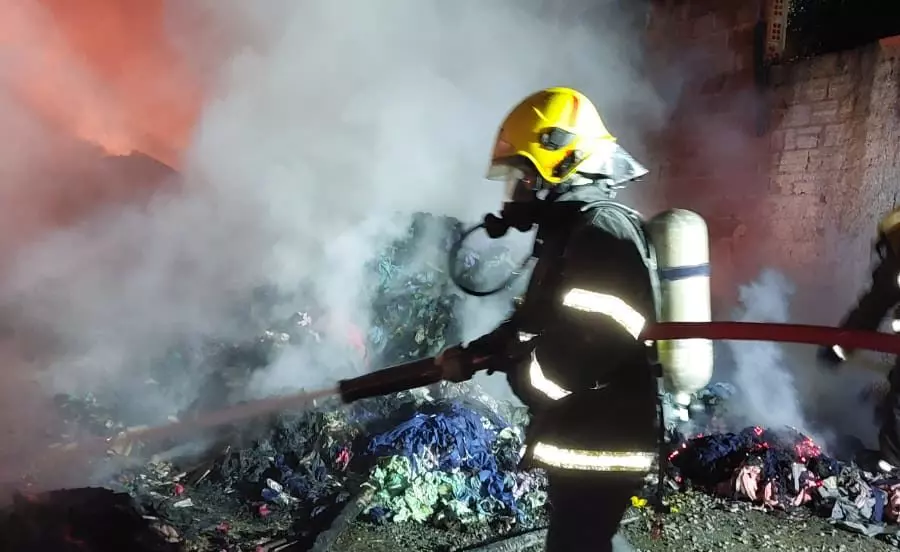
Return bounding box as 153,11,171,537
646,0,900,322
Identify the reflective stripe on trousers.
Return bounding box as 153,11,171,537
531,441,655,472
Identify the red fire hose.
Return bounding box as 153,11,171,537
642,321,900,355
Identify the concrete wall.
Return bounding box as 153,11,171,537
646,0,900,322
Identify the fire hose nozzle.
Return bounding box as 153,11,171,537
337,353,485,404
338,358,443,404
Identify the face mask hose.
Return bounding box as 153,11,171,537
448,210,534,297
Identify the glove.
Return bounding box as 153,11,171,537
434,345,491,381
817,344,847,368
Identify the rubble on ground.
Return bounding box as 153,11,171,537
7,213,900,550
361,396,546,528
20,376,900,551
640,383,900,549
659,424,900,545
30,385,545,551
0,487,180,552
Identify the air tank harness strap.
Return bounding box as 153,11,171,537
575,200,669,510
578,200,662,321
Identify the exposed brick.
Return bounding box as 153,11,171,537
808,54,839,77
799,78,829,102
810,100,841,124
782,104,812,127
769,174,789,195
772,174,820,196
792,176,821,196
782,127,821,149
838,98,856,117
770,130,786,151
795,133,819,149
768,153,783,175
823,123,852,146
783,129,797,149
778,150,810,173
647,4,900,295
787,241,821,264
769,221,796,242
827,75,855,99
808,149,847,171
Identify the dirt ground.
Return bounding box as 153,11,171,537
333,513,548,552
622,491,897,552
333,491,899,552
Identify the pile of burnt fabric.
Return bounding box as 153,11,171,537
360,396,547,528
0,488,180,552
367,213,466,365
667,426,840,508
367,211,524,366
666,426,900,542
104,390,541,550
111,408,362,551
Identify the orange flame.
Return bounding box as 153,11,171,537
0,0,204,168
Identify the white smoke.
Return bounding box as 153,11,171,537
727,269,809,431
171,0,664,397
724,269,889,454
0,0,666,479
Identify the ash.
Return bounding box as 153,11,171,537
0,213,550,552
6,211,900,551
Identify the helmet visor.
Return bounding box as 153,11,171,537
488,157,540,202
487,137,519,178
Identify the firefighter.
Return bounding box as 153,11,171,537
437,87,659,552
819,206,900,472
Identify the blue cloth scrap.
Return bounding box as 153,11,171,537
873,487,887,523
671,426,841,495
271,453,333,510
366,401,524,517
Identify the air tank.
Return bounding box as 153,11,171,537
880,206,900,259
646,209,714,418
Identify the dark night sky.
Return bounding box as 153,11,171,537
788,0,900,58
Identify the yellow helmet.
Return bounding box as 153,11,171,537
487,87,617,186
879,206,900,256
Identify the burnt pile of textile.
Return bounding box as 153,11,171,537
0,488,180,552
665,422,900,542
109,407,364,550
12,213,542,550
667,426,839,508
362,397,546,527
88,389,544,551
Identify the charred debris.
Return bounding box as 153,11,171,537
4,214,900,551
